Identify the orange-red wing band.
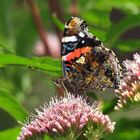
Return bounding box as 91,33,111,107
65,46,92,61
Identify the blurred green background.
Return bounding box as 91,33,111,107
0,0,140,140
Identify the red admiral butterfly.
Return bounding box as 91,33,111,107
55,17,122,94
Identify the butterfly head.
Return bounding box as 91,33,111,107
64,17,88,36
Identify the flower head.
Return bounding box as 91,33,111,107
115,52,140,110
18,93,115,140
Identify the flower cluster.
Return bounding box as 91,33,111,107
115,52,140,110
17,94,115,140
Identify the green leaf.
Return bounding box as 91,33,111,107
0,127,20,140
116,39,140,52
82,10,111,30
52,14,64,31
15,15,37,56
106,118,140,140
0,0,13,38
106,129,140,140
102,98,117,114
106,15,140,47
89,27,107,42
44,134,53,140
0,89,27,121
0,54,62,77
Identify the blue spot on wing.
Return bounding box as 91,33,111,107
62,61,66,77
62,44,77,55
62,61,70,77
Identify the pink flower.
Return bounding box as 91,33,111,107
17,94,115,140
115,52,140,110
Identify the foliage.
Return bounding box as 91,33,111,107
0,0,140,139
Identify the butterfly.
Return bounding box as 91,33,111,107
55,17,122,95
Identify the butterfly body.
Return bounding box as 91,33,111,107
60,17,121,93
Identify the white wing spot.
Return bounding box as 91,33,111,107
82,40,85,44
76,56,85,64
62,55,67,61
79,32,85,37
62,36,77,43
